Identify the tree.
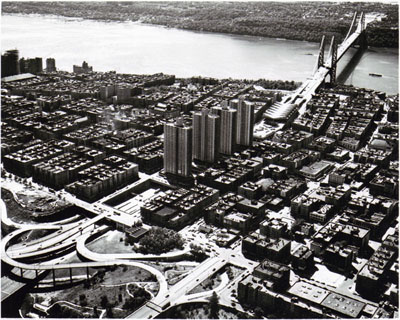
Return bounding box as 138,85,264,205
79,294,87,307
98,269,106,282
93,306,99,318
100,295,109,308
106,306,113,318
49,303,62,318
138,227,184,254
83,279,90,289
254,306,264,318
209,291,219,319
174,305,185,318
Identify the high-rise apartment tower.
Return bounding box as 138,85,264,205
192,109,220,163
211,101,237,155
46,58,56,72
164,118,192,177
234,96,254,147
1,49,20,77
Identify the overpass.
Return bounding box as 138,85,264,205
126,250,258,319
1,223,168,302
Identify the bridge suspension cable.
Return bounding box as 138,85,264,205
357,12,365,33
312,35,325,75
344,12,358,43
317,35,326,68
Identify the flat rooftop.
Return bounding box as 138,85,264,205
288,280,330,305
321,292,365,318
2,73,36,82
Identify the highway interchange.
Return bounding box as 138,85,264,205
1,171,258,319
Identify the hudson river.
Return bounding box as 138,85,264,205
2,14,398,94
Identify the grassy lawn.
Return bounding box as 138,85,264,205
144,262,169,274
187,264,245,294
33,265,155,318
86,230,136,254
188,272,222,294
166,269,189,285
226,264,246,280
147,262,199,286
102,265,154,285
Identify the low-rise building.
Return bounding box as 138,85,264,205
308,136,336,154
125,226,149,243
326,146,350,163
260,217,288,239
273,129,314,150
291,245,314,270
124,139,163,174
311,216,370,256
252,259,290,291
328,161,378,186
309,203,334,224
354,145,392,168
308,184,351,206
236,198,267,218
356,229,398,298
263,164,288,179
65,157,139,202
238,181,262,199
324,243,354,271
3,139,74,177
223,210,253,234
369,169,399,198
266,177,307,200
141,184,219,230
299,160,333,180
242,232,291,263
32,152,93,190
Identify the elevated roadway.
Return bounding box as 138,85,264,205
288,13,369,110
1,200,167,302
1,223,168,302
6,216,105,259
127,249,257,319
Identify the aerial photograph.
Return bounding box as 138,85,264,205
0,1,398,319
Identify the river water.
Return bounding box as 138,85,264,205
1,14,398,94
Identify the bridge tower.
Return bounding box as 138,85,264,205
328,36,337,85
317,35,326,69
344,12,358,42
358,12,368,49
360,11,365,32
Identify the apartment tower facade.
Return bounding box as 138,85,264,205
164,118,192,177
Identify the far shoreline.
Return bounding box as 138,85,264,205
2,12,398,52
